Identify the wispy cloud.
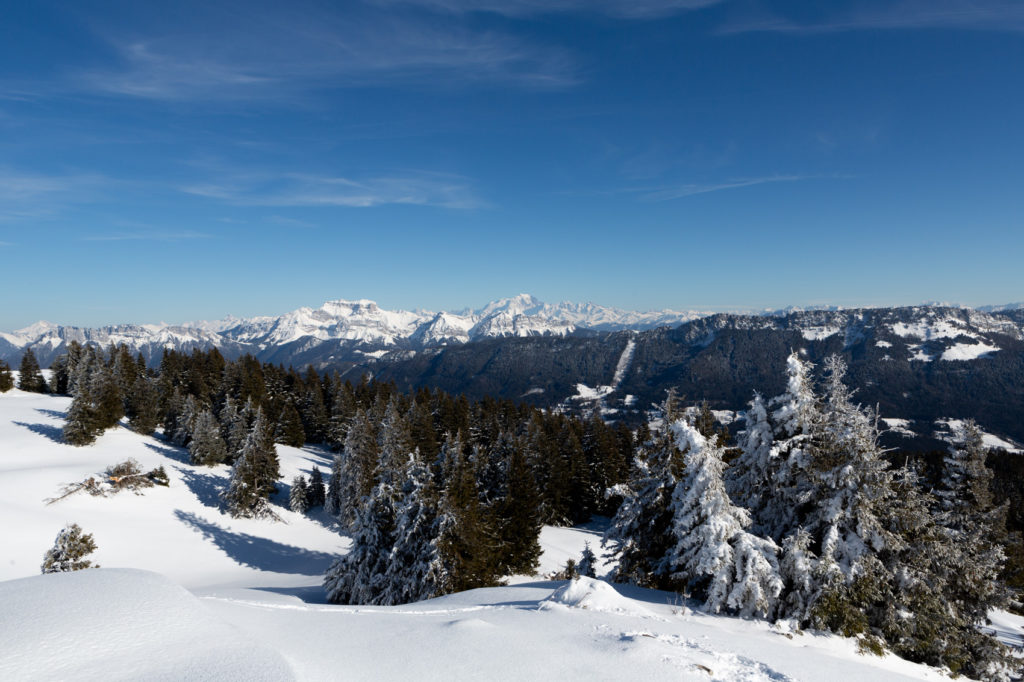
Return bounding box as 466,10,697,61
0,169,111,221
182,171,483,209
721,0,1024,34
370,0,724,19
80,231,211,242
73,3,577,102
637,175,812,202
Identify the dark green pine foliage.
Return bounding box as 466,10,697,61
300,367,329,444
63,381,99,446
41,523,98,573
90,362,124,430
0,359,13,392
222,408,281,519
382,452,443,604
47,355,69,394
434,432,496,593
604,399,684,590
189,409,228,466
495,432,543,576
323,480,397,604
274,400,306,448
18,348,47,393
307,466,326,507
338,408,379,525
328,377,357,449
126,375,160,435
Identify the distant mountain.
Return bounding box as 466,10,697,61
3,299,1023,450
0,295,711,368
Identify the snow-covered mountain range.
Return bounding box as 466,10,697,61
0,294,712,367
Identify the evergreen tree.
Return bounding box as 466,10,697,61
934,421,1008,624
222,408,280,519
495,433,542,576
0,359,14,392
308,466,326,507
18,348,47,393
189,409,228,465
275,400,306,447
171,394,199,447
578,541,598,578
324,480,397,604
725,392,776,532
382,452,443,604
338,409,378,525
41,523,98,573
90,362,124,430
47,354,69,394
663,420,782,618
63,381,99,446
325,455,342,517
604,399,683,589
289,475,310,513
126,375,160,435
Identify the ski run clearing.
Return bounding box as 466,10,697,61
0,387,1016,681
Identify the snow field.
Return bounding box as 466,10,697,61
0,389,1004,680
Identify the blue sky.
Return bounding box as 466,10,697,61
1,0,1022,329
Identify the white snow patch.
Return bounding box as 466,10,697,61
540,577,652,617
892,319,973,341
908,345,934,362
876,340,893,348
940,342,999,361
611,337,637,388
572,383,614,401
0,568,294,681
935,419,1023,454
882,418,916,438
801,326,840,341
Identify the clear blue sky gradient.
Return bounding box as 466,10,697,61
1,0,1022,329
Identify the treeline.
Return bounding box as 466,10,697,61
605,352,1015,679
48,343,637,594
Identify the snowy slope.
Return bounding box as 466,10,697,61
0,389,1005,680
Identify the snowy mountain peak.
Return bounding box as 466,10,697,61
320,299,381,317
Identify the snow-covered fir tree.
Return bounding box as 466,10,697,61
63,380,99,446
337,408,378,525
323,480,397,605
189,408,227,466
726,392,776,533
662,420,782,618
289,475,309,514
222,408,280,519
381,452,444,604
603,397,684,589
41,523,98,573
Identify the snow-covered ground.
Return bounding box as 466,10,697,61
0,388,1009,680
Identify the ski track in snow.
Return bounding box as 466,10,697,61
611,337,636,390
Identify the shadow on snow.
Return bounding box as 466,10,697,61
13,421,65,445
174,509,337,576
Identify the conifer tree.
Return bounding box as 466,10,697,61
126,374,160,435
495,433,542,576
18,348,47,393
222,408,280,519
726,392,776,532
382,452,443,604
189,409,228,466
63,381,99,446
338,409,379,525
578,542,598,579
47,354,69,394
325,456,342,517
934,421,1008,624
323,480,397,604
289,475,310,513
90,362,124,430
275,401,306,447
663,421,782,618
41,523,98,573
434,432,493,592
307,466,326,507
604,399,683,589
0,359,14,392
